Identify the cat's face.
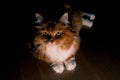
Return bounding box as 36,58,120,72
34,22,74,49
34,12,82,49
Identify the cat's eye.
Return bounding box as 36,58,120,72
56,32,62,36
55,32,63,38
41,32,49,36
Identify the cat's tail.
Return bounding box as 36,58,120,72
64,4,72,12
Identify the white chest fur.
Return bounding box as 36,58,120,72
45,42,76,63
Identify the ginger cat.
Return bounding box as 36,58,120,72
32,11,82,74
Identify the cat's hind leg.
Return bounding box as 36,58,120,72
51,63,65,74
64,57,76,71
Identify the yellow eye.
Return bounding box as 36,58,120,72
42,32,48,36
56,32,62,36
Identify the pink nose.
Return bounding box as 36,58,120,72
50,38,54,42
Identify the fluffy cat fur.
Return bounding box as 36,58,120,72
32,11,82,74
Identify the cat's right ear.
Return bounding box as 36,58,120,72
59,12,70,24
35,13,44,24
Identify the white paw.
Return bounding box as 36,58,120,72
51,63,64,74
66,61,76,71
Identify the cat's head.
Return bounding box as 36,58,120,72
34,12,82,48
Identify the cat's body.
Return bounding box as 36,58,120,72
32,10,82,73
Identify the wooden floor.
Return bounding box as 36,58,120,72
9,31,120,80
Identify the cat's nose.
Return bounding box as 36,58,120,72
48,36,54,42
50,38,54,42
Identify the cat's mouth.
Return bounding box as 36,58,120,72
47,41,56,45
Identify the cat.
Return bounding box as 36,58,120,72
32,10,83,74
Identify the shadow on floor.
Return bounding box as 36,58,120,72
9,30,120,80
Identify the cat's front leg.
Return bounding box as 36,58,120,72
64,57,76,71
51,63,65,74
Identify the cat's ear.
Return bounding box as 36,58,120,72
59,12,69,24
35,13,44,24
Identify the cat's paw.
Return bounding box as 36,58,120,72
64,58,76,71
51,63,64,74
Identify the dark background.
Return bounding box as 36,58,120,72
1,0,120,79
12,0,119,59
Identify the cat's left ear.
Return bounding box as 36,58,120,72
59,12,70,24
35,13,44,24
